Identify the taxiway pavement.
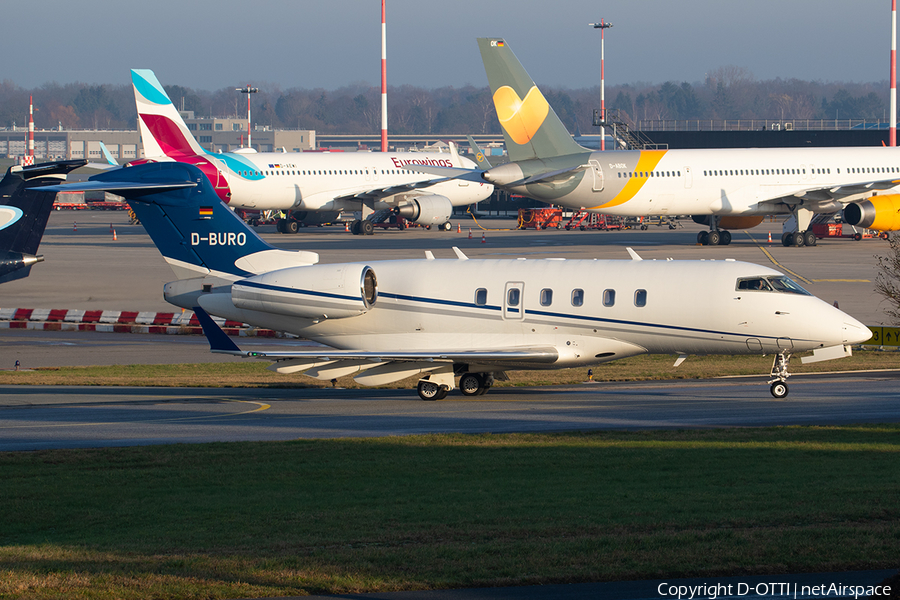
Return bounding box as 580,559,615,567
2,371,898,451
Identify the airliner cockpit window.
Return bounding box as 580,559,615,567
736,276,811,295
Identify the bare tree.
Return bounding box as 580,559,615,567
874,234,900,324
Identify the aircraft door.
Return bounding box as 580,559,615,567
589,159,604,192
209,158,230,189
503,282,525,321
684,166,693,189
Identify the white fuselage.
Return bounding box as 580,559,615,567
504,146,900,216
196,257,868,368
203,150,493,211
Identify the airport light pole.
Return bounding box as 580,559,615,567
589,19,612,151
381,0,388,152
236,84,259,149
892,0,897,146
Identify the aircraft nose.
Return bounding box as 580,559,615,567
842,315,872,345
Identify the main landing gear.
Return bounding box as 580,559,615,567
697,229,732,246
781,230,817,247
767,352,792,399
696,215,732,246
417,372,495,401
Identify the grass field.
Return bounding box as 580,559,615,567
1,427,898,599
1,350,898,389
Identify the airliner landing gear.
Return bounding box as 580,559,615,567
696,216,731,246
767,352,792,399
350,219,375,235
781,230,817,247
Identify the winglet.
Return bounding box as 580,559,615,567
626,247,643,261
466,135,494,169
193,306,244,355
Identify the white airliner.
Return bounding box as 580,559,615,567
414,38,900,247
45,162,871,400
130,69,493,234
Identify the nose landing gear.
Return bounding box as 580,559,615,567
767,352,792,398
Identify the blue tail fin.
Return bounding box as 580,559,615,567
0,159,87,284
83,162,317,279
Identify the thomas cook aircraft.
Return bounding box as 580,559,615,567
44,161,870,399
412,38,900,247
0,159,87,284
130,70,493,234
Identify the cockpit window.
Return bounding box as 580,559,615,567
767,276,811,295
736,276,811,295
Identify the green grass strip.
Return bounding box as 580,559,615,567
1,427,898,599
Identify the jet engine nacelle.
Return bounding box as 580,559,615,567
843,195,900,231
395,195,453,225
231,263,377,321
692,215,765,230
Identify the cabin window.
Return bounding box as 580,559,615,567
571,289,584,307
540,289,553,306
603,289,616,307
507,288,520,306
634,289,647,307
475,288,487,306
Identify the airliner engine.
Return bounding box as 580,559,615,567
232,263,377,321
843,195,900,231
395,195,453,226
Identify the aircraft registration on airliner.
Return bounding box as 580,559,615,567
43,162,871,400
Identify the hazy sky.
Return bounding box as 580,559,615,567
3,1,896,91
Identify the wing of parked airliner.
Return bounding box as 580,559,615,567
331,176,459,202
760,177,900,207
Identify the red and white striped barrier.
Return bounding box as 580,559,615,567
0,308,287,337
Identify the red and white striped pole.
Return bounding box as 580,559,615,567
891,0,897,146
590,20,613,151
28,95,34,159
381,0,388,152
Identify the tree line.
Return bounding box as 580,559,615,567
0,68,892,135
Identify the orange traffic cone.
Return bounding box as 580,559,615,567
113,229,117,241
344,222,350,232
481,232,486,244
457,223,461,233
468,228,472,239
768,231,772,243
73,222,77,232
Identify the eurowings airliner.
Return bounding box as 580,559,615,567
45,162,871,400
130,69,493,234
415,38,900,247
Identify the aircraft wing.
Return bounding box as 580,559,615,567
194,306,559,366
408,163,586,187
332,176,462,202
760,177,900,208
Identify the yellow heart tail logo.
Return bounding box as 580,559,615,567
493,85,550,145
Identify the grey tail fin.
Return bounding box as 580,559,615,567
478,38,587,162
466,135,494,169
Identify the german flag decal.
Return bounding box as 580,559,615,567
199,206,213,219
